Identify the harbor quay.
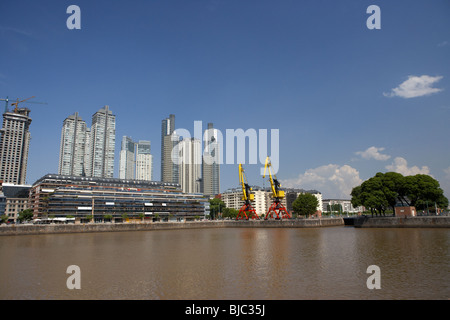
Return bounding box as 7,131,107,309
0,218,344,236
2,216,450,236
352,215,450,228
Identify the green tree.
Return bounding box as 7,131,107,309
292,193,318,217
209,198,225,220
406,174,448,209
18,209,34,222
351,174,389,216
351,172,449,216
222,207,239,219
1,214,8,224
327,204,342,213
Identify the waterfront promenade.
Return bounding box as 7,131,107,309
1,216,450,236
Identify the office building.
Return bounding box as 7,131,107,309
119,136,136,180
201,123,220,197
178,138,201,193
135,140,153,181
58,112,89,176
161,114,179,184
29,174,206,222
0,108,32,185
119,137,153,181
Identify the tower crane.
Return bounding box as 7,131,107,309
263,157,291,220
236,163,259,220
0,96,47,114
0,97,14,113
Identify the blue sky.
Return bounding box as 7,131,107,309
1,0,449,200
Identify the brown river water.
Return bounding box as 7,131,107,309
0,226,448,299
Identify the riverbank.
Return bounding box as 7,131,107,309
0,218,344,236
353,216,450,228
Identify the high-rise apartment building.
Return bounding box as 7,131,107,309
58,112,89,176
178,138,201,193
201,123,220,197
89,106,116,178
161,114,179,184
136,140,153,181
84,127,91,177
0,108,32,185
119,137,153,181
58,106,115,179
119,136,135,180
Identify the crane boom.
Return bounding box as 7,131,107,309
236,163,258,220
11,96,35,113
239,163,254,202
263,157,290,220
4,96,47,114
263,157,284,200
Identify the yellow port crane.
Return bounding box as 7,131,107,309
236,163,259,220
263,156,291,220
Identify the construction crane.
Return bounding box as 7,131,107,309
236,163,259,220
0,96,47,114
263,156,291,220
0,96,16,113
11,96,34,113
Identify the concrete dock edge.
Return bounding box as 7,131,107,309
353,216,450,228
0,218,344,236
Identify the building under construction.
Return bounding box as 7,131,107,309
0,107,32,185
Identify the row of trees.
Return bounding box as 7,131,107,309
351,172,448,216
1,209,34,224
208,198,240,219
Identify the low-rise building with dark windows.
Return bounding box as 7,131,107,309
30,174,207,223
0,182,31,223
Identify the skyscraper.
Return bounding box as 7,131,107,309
135,140,153,181
0,107,32,184
202,123,220,196
58,106,115,179
58,112,89,176
161,114,179,184
89,106,116,178
119,136,135,180
178,138,201,193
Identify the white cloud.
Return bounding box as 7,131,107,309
444,167,450,179
383,75,443,98
355,146,390,161
385,157,430,176
281,164,363,199
437,40,449,47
